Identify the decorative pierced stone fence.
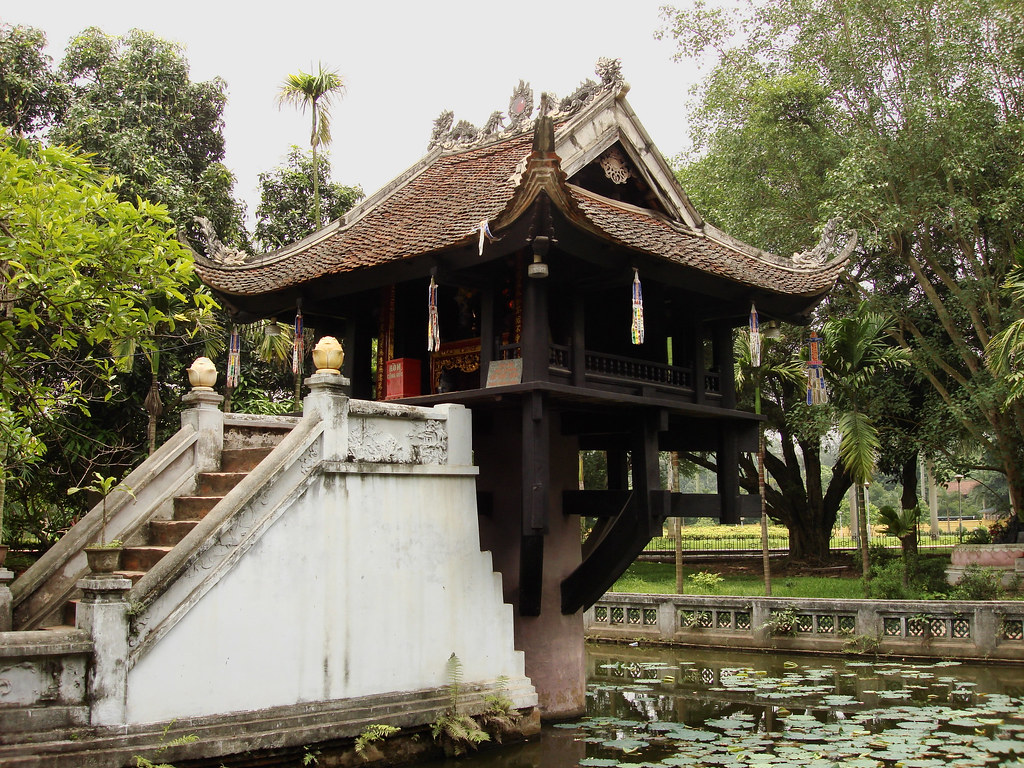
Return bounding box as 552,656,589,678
586,593,1024,661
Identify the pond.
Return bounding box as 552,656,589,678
418,643,1024,768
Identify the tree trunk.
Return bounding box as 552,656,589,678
670,452,685,594
858,483,871,597
926,458,940,539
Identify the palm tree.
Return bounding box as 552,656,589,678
276,63,345,230
823,304,910,593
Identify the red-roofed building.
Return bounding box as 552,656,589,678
196,61,850,717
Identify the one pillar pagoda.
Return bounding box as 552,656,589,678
196,60,850,718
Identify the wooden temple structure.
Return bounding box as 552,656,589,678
196,60,850,717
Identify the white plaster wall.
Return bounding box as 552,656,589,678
126,465,526,723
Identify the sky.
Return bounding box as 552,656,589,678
6,1,709,225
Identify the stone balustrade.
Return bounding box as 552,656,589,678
586,593,1024,661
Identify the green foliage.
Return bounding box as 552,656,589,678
0,23,66,135
277,63,346,229
0,134,208,542
51,27,247,247
354,724,399,759
950,565,1010,601
302,745,321,765
762,607,798,635
132,721,198,768
964,526,992,545
431,653,490,756
478,677,521,744
687,571,724,593
254,146,363,250
662,0,1024,521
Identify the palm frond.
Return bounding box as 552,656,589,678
837,409,880,484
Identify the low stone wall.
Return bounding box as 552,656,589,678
586,593,1024,661
0,628,91,734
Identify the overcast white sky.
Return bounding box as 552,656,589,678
7,1,707,224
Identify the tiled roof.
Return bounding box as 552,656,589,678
197,124,844,300
196,134,533,295
569,189,846,296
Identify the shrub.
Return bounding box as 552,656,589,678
964,526,992,544
949,565,1006,600
688,571,724,593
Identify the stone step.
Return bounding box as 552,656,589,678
221,447,273,473
196,471,248,496
174,495,222,521
121,546,173,572
149,519,198,546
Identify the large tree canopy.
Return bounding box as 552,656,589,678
254,146,363,251
0,23,65,135
51,27,247,247
663,0,1024,526
0,134,214,545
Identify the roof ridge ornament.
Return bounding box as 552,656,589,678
426,58,626,152
194,216,248,266
791,217,858,268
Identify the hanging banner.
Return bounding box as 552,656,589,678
427,276,441,352
749,303,761,368
631,269,645,345
478,220,495,256
806,331,828,405
292,310,304,376
227,326,241,388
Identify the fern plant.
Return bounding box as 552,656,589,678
354,724,399,761
431,653,490,756
477,677,520,744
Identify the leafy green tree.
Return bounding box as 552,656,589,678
0,23,65,135
51,27,247,247
276,63,345,229
662,0,1024,527
0,134,213,546
254,146,362,250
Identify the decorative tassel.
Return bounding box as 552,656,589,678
631,269,645,345
478,220,496,256
427,277,441,352
806,331,828,404
292,310,304,376
749,303,761,368
227,326,241,388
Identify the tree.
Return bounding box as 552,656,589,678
0,134,212,546
661,0,1024,527
51,27,247,247
0,23,65,135
254,146,363,251
276,63,345,230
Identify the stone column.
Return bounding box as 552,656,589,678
0,567,14,632
180,388,225,474
77,576,132,727
303,372,351,462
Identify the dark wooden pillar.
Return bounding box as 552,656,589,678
713,322,740,523
479,285,494,388
694,326,707,405
522,267,549,383
571,290,585,388
520,390,549,616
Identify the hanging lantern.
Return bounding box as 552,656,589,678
631,269,645,345
292,310,304,376
427,276,441,352
749,304,761,368
806,331,828,405
226,326,241,388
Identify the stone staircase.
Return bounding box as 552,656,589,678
54,443,280,629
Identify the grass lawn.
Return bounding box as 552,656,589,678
612,560,866,599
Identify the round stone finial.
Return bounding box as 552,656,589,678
186,357,218,390
312,336,345,374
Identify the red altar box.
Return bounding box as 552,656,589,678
385,358,421,399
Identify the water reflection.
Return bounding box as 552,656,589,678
419,644,1024,768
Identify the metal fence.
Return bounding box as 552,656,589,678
641,527,967,555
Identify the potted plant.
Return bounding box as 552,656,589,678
69,472,132,575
